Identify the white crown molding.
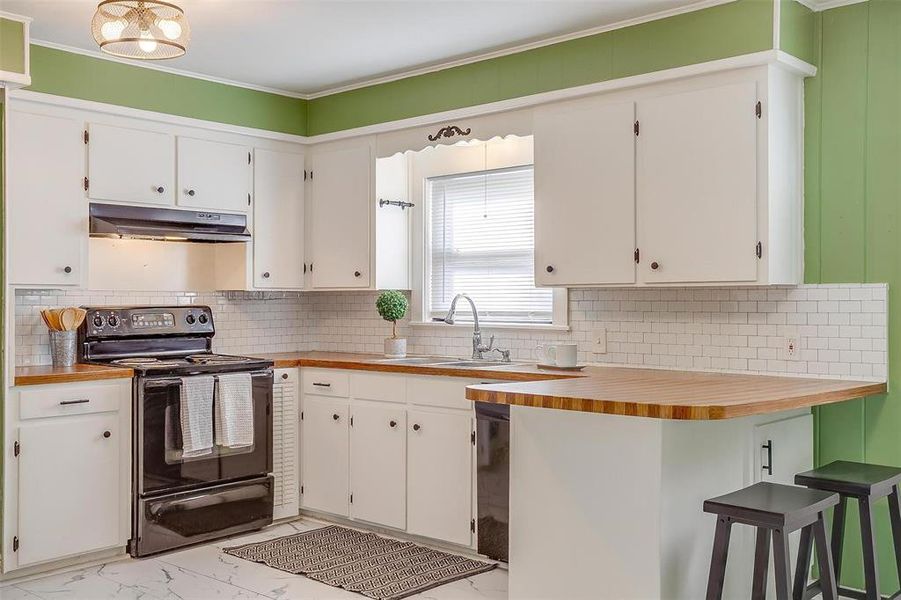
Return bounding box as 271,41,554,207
30,39,310,100
28,0,736,101
0,11,33,23
307,49,816,144
8,88,310,143
806,0,867,11
303,0,736,99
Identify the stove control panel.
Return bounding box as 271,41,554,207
82,306,214,337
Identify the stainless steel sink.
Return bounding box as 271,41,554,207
375,357,455,365
437,360,513,368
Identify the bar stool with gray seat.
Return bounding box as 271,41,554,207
704,481,840,600
794,460,901,600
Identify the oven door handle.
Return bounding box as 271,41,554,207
143,370,273,389
148,484,270,518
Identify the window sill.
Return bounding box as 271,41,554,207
410,321,571,333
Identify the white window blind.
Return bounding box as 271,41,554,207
428,165,552,323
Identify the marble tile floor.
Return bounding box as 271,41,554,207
0,519,507,600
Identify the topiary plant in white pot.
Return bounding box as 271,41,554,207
376,290,409,357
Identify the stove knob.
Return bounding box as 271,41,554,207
107,314,120,327
92,315,105,328
185,314,196,325
198,314,209,324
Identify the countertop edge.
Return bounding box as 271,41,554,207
14,365,135,386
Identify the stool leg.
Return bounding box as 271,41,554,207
753,527,772,600
832,496,848,583
888,485,901,591
813,512,838,600
793,524,813,600
706,517,733,600
774,528,793,600
859,496,881,600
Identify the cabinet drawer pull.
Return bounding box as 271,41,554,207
546,265,554,273
262,272,271,279
187,189,196,197
63,266,73,274
103,430,111,438
412,423,421,432
389,420,397,428
59,399,90,405
650,261,660,271
332,413,340,421
354,271,361,278
312,382,331,388
156,186,165,194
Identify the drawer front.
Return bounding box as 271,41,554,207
407,376,479,411
18,381,126,420
302,369,349,397
350,372,406,403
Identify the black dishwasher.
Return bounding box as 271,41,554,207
475,402,510,562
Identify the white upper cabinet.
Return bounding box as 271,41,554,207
253,148,305,289
637,81,759,284
534,99,636,286
7,110,86,287
87,123,175,206
310,142,373,288
177,137,252,212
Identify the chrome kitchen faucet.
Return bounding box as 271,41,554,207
442,294,511,362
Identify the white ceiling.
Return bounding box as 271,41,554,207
6,0,715,97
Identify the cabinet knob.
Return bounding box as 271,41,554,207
63,266,73,274
389,420,397,428
156,186,165,194
262,272,271,279
187,189,196,197
281,373,289,380
354,271,361,278
333,413,340,421
103,430,111,438
546,265,554,273
412,423,421,432
650,261,660,271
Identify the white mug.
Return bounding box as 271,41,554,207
535,343,578,367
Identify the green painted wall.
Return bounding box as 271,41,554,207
0,18,26,74
306,0,775,135
27,45,309,136
806,0,901,590
780,0,817,65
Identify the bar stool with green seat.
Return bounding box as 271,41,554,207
704,481,840,600
794,460,901,600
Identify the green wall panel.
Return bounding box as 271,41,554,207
306,0,775,135
780,0,817,65
807,0,901,591
0,18,26,75
27,45,308,136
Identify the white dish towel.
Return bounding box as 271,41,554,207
180,375,215,457
215,372,254,448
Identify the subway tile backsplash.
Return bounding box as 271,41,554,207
14,284,888,382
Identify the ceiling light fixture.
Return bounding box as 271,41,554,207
91,0,190,60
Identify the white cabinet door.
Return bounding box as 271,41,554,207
177,137,251,212
310,144,372,288
17,414,121,566
301,396,350,516
253,148,305,289
350,401,406,530
637,81,759,283
273,369,300,521
87,123,175,206
7,110,86,287
754,413,813,485
407,409,473,546
534,100,636,286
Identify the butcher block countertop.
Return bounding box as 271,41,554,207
15,364,135,386
259,351,885,420
465,366,886,420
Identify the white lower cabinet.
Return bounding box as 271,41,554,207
407,409,474,546
301,395,350,517
3,380,131,573
300,370,478,548
350,401,407,530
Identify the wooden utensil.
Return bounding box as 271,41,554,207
40,310,54,330
60,307,78,331
72,308,87,329
44,309,61,331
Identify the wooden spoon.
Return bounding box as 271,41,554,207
72,308,87,329
40,310,54,330
44,309,62,331
60,307,78,331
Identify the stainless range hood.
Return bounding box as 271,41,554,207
90,203,251,243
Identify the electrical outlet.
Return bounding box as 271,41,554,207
592,328,607,354
785,337,798,359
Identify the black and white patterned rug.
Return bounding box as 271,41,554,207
223,525,497,600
